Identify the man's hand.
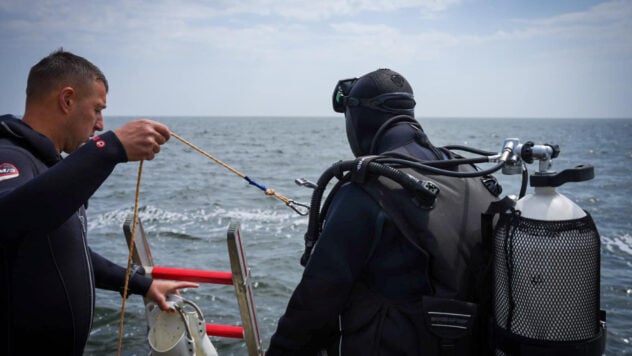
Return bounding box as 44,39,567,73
114,119,171,161
146,280,200,311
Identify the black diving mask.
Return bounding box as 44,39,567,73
332,78,358,113
332,78,416,114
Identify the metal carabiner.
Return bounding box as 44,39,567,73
286,200,311,216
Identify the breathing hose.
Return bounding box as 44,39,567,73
299,154,500,266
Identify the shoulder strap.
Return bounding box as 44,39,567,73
361,166,498,299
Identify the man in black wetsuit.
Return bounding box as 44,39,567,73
267,69,499,355
0,49,198,355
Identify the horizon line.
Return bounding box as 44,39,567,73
100,115,632,120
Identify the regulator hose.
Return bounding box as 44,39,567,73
299,155,498,266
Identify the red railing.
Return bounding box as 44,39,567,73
149,266,233,285
145,265,244,339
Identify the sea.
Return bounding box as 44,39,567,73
84,116,631,355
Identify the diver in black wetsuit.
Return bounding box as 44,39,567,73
0,50,198,355
267,69,499,355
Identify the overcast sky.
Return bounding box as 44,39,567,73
1,0,631,119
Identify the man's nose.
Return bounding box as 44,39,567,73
94,115,104,131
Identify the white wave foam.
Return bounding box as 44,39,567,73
602,233,632,256
88,204,303,232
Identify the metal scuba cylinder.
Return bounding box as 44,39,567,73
492,141,605,355
514,186,585,220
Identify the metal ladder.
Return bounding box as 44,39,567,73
123,215,263,355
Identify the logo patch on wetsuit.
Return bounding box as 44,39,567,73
0,163,19,182
92,135,106,148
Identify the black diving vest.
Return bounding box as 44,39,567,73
356,163,499,355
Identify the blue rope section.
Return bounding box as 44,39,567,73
244,176,267,191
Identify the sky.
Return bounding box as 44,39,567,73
1,0,631,119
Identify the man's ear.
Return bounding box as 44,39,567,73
58,86,75,114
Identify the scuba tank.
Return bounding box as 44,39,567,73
491,140,606,355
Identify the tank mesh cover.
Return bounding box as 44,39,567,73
493,213,601,341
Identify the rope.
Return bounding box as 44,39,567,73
114,131,309,350
170,132,309,215
117,160,144,356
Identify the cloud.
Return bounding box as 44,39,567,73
192,0,462,21
496,0,632,54
3,0,629,55
1,0,630,117
0,0,458,54
7,0,627,64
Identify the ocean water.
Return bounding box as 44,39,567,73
85,116,632,355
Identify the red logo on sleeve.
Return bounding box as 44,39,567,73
0,163,19,182
92,135,106,148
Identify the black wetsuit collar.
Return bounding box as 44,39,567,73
0,114,61,166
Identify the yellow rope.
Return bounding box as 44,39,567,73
171,132,245,178
117,160,143,356
113,132,310,350
170,132,303,210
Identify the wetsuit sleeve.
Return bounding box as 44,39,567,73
0,131,127,244
91,249,153,296
267,183,383,355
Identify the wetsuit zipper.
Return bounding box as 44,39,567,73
77,208,94,350
338,314,343,356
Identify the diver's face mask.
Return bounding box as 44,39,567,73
332,78,358,113
332,78,416,115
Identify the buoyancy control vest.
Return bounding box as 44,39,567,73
298,145,504,353
357,161,499,355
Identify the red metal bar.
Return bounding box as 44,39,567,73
206,323,244,339
150,266,233,285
